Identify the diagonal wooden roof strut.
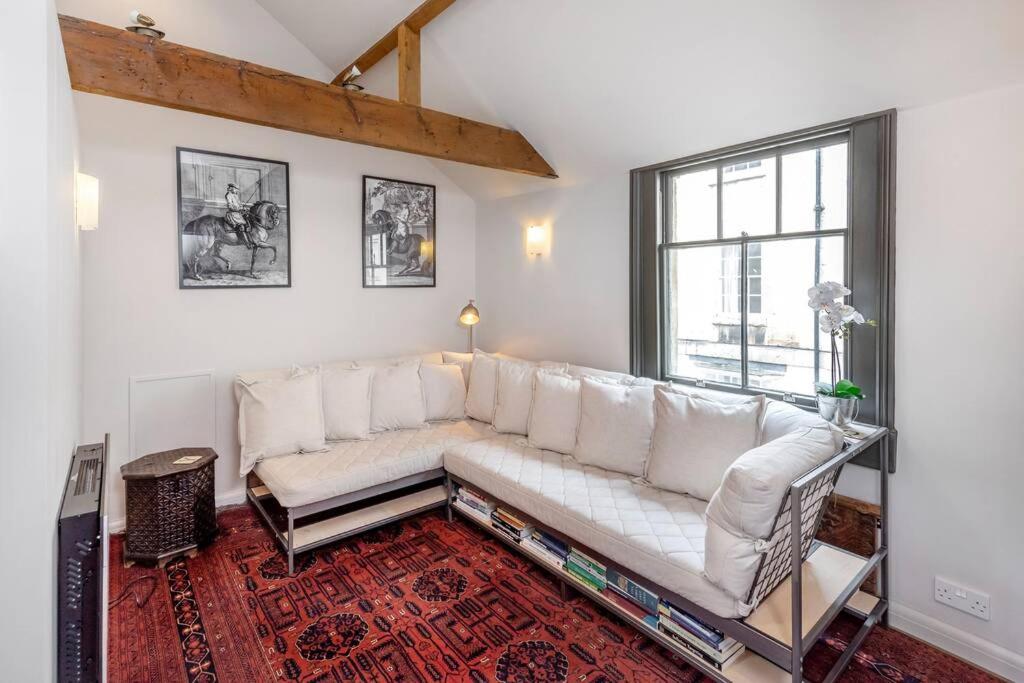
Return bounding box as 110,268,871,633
59,15,556,178
331,0,455,87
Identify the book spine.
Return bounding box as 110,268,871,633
566,558,606,586
452,499,491,523
669,608,725,647
568,550,606,575
525,540,565,567
490,515,527,539
659,628,726,671
565,566,604,592
458,497,493,515
670,607,725,642
606,569,659,614
660,618,738,661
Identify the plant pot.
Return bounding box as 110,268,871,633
816,395,859,428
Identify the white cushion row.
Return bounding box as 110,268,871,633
237,354,469,475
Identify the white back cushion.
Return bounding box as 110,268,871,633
566,364,634,384
527,371,581,454
573,377,654,477
321,366,373,441
492,360,538,435
465,351,499,422
646,386,765,501
236,369,326,475
761,399,831,443
441,351,474,386
369,361,427,432
421,363,467,421
355,352,444,367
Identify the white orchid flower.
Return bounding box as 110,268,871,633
807,281,851,310
818,308,843,334
839,304,865,325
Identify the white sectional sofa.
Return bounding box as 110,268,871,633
236,349,890,683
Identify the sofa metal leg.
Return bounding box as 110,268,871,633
879,436,890,627
790,483,804,683
444,474,454,522
287,509,295,576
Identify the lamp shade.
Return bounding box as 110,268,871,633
459,299,480,326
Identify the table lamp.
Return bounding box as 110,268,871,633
459,299,480,351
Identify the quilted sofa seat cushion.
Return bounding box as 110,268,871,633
255,419,492,508
443,435,751,618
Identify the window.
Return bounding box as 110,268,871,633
631,112,895,465
663,136,848,396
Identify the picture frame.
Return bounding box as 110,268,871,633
362,175,436,288
176,147,291,289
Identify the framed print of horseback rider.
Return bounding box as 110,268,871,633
177,147,291,288
363,175,436,288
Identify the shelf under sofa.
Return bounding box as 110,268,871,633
448,474,886,683
247,471,451,573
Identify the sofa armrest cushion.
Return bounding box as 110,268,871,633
706,425,844,541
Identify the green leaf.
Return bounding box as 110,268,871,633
833,379,865,399
815,381,834,396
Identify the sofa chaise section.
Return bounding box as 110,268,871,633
255,419,492,508
443,433,750,618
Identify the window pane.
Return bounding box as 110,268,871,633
722,156,776,237
667,168,717,242
666,245,742,385
746,236,845,394
781,141,848,233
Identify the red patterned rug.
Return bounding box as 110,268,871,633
107,505,998,682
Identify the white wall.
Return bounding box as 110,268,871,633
0,1,81,680
884,83,1024,675
475,174,630,371
78,94,477,527
474,86,1024,677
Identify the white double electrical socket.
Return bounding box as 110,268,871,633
935,576,990,621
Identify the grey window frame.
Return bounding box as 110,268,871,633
630,111,896,470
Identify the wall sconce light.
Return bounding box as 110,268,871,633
76,172,99,231
526,225,547,257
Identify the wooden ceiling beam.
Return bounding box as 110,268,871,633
59,15,556,179
397,23,421,106
331,0,455,86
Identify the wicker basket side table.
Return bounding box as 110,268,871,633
120,447,218,567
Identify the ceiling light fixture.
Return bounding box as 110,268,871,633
125,9,165,39
340,66,365,91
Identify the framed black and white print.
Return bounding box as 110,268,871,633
363,175,436,288
177,147,291,288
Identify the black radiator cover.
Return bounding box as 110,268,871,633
57,439,106,683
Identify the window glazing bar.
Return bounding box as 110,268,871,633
740,238,749,389
659,227,847,251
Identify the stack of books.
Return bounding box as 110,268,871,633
657,602,744,671
452,486,495,524
490,507,533,542
565,548,606,592
524,530,569,568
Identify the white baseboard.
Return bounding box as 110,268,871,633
889,601,1024,681
106,489,247,535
